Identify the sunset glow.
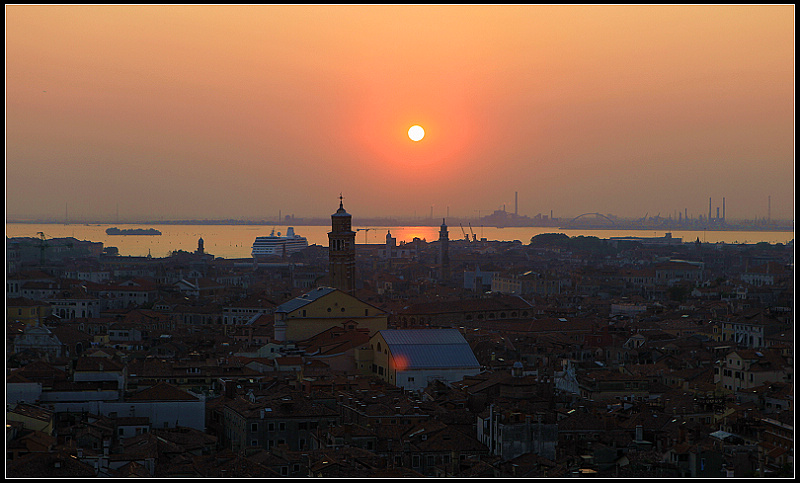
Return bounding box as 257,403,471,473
5,5,794,222
392,354,409,372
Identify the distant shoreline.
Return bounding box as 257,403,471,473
7,219,794,233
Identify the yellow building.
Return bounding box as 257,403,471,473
7,297,51,326
7,402,55,435
273,286,387,342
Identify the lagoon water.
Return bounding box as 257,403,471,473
5,223,794,260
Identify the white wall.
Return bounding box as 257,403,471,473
395,367,480,391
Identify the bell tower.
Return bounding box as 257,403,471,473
438,218,450,281
328,195,356,294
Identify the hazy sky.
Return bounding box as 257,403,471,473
6,5,795,222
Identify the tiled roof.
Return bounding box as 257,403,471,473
6,451,96,477
9,402,53,422
127,381,199,401
7,297,50,306
75,356,124,372
399,294,532,315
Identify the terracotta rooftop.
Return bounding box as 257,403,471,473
127,381,200,401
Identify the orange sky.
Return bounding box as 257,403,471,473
6,5,795,222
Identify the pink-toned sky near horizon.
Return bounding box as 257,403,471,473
6,5,795,222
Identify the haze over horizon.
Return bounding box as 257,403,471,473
6,5,795,223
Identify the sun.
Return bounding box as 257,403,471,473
408,125,425,142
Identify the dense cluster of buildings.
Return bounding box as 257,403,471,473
6,200,794,477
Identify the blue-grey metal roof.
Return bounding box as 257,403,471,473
380,329,480,369
381,329,467,345
275,286,336,313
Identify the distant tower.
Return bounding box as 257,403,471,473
385,229,396,263
438,218,450,281
197,237,204,255
722,197,726,223
328,195,356,294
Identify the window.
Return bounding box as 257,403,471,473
251,423,258,432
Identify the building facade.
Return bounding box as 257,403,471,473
369,329,481,391
273,287,387,342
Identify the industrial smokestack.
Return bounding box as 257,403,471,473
709,197,713,221
768,196,771,222
722,198,725,221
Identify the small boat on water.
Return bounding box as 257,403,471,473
251,227,308,259
106,227,162,236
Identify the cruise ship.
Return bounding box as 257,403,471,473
251,227,309,259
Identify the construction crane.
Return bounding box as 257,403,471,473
459,224,469,242
355,228,376,244
468,223,476,242
32,232,73,265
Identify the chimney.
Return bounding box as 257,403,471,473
223,379,235,399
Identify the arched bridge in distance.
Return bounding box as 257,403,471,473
563,212,618,227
